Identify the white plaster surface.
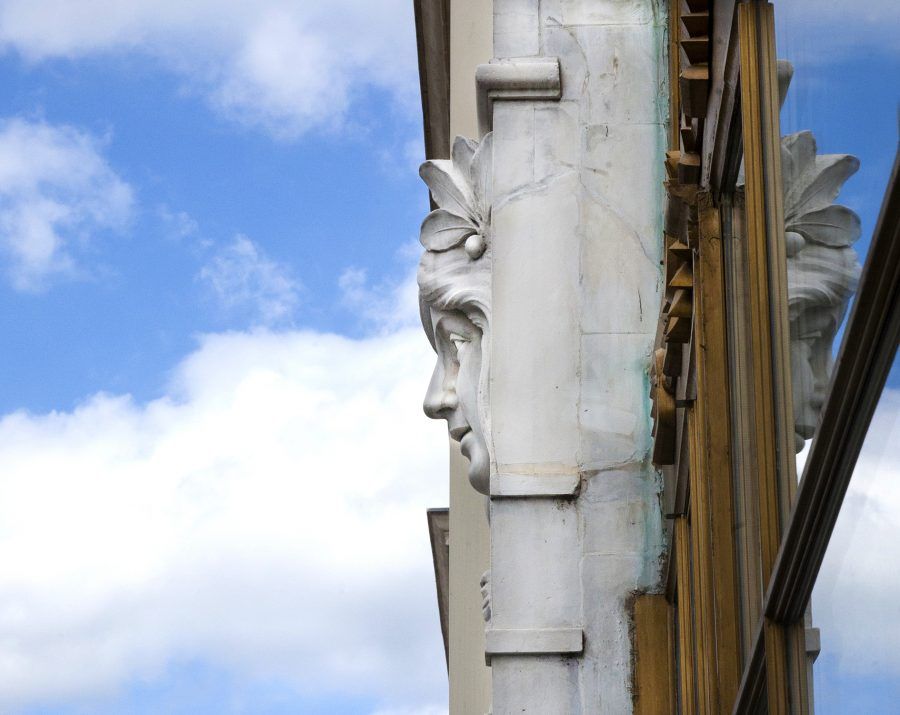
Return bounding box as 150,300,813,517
487,1,667,712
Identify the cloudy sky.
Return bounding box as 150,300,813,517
0,1,895,713
0,1,449,713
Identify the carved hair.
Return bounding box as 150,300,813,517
417,134,493,344
782,130,861,329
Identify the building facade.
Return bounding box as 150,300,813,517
416,1,899,713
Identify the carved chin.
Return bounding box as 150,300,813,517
461,431,490,495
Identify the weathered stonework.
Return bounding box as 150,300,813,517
487,2,668,713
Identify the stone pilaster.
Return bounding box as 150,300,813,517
487,2,668,712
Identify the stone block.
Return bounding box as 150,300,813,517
492,174,582,469
490,497,582,629
542,0,663,27
494,0,541,58
581,494,649,557
492,103,536,198
580,200,662,336
492,655,582,715
533,100,581,179
579,333,654,470
580,121,666,248
543,23,666,125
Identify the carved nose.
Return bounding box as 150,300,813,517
424,387,459,420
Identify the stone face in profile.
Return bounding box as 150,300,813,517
418,134,493,494
781,130,861,452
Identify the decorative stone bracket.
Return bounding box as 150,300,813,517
475,57,562,138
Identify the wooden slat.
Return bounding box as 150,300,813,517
669,261,694,289
666,316,692,344
681,37,710,65
669,0,683,151
675,517,697,715
678,152,702,184
687,408,717,712
725,192,764,664
702,0,739,191
681,117,701,153
666,150,682,179
737,4,801,713
696,195,743,708
681,11,710,38
669,288,693,318
681,65,710,118
664,341,683,377
633,595,675,715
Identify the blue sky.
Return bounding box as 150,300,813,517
0,1,449,714
0,52,427,413
0,1,895,714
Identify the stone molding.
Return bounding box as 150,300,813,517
490,472,580,498
474,57,561,137
484,627,584,664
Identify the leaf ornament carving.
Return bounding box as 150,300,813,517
782,130,861,252
781,130,862,322
419,134,492,260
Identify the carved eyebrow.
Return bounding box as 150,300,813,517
435,314,477,338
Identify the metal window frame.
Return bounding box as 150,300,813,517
766,150,900,622
729,5,900,714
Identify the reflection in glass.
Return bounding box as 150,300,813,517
774,0,900,464
781,124,861,454
808,358,900,712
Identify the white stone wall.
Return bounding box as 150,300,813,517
488,1,667,712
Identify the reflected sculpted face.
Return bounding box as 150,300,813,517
789,302,836,451
423,308,490,494
781,130,861,452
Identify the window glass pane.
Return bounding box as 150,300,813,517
807,356,900,712
773,1,900,472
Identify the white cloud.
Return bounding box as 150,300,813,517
372,707,449,715
0,117,133,290
199,234,301,326
811,387,900,676
0,0,419,139
0,323,448,711
339,258,422,335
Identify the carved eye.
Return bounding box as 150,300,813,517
448,333,469,351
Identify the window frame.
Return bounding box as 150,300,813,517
650,1,900,713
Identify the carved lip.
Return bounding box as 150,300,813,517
449,425,471,442
459,429,475,460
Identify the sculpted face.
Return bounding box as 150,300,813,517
423,307,490,494
417,133,493,493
